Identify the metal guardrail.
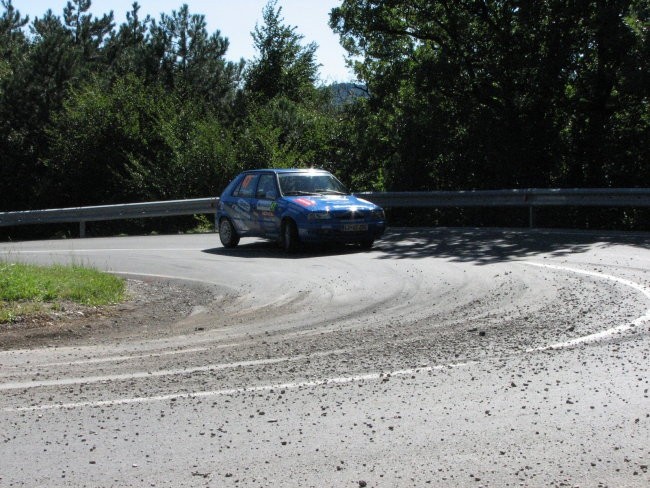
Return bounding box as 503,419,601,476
0,198,218,237
0,189,648,237
358,188,650,208
358,188,650,228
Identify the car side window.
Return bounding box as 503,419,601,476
255,174,278,200
232,174,258,198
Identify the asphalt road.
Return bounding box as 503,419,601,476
1,228,649,487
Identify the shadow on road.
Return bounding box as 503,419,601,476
202,240,368,259
373,227,650,265
202,228,649,264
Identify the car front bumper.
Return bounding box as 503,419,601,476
298,221,386,243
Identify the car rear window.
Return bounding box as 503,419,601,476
232,174,258,198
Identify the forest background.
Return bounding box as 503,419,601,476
1,0,648,234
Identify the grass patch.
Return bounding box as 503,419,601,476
186,214,216,234
0,262,125,323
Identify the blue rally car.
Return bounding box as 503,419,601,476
216,169,385,251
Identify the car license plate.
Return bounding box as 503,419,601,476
343,223,368,232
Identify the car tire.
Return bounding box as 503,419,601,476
219,218,240,248
360,239,374,250
282,220,299,253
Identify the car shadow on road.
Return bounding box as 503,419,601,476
373,227,650,265
202,240,369,259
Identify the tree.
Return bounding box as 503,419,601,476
235,0,338,171
62,0,113,67
150,3,243,113
48,74,239,206
562,0,650,187
0,0,31,211
0,0,28,88
235,94,337,169
0,1,246,214
1,1,116,211
104,2,151,77
244,0,320,104
330,0,649,191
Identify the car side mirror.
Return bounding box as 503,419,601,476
266,191,277,200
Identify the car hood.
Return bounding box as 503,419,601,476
284,194,380,211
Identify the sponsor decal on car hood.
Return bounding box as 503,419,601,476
285,194,378,211
289,197,317,207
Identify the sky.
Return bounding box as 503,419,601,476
12,0,356,83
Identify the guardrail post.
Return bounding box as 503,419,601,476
79,221,86,238
528,206,535,228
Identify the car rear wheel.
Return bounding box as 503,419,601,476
219,219,240,248
282,220,299,253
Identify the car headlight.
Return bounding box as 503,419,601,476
371,209,385,220
307,211,331,220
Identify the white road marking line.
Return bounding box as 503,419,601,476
0,248,206,253
0,355,305,391
522,262,650,352
110,271,220,283
0,345,244,377
2,261,648,411
34,347,211,368
2,361,476,412
0,346,351,391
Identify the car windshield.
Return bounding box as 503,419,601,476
278,173,348,196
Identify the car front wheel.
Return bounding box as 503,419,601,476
219,218,240,248
282,220,299,253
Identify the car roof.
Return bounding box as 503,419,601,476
242,168,331,175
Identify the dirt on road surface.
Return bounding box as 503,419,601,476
1,229,649,487
0,278,223,350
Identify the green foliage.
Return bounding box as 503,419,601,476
0,0,28,77
49,74,240,205
237,1,340,174
329,97,386,191
150,4,243,113
244,0,319,105
187,214,215,234
0,0,340,227
49,74,171,204
0,261,126,323
1,0,647,234
331,0,650,193
0,262,125,306
0,2,38,211
236,95,338,169
0,1,114,211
